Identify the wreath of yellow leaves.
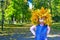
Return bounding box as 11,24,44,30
31,7,52,26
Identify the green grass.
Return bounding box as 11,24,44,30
51,23,60,30
0,23,32,27
0,23,60,36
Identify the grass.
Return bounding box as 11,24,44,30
0,22,60,36
1,23,32,27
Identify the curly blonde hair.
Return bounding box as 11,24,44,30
31,7,52,26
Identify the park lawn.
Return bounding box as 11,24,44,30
0,23,60,36
2,23,60,30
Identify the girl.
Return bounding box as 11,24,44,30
30,7,52,40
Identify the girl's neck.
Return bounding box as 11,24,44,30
40,23,44,26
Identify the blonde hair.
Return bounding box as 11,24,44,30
31,7,52,26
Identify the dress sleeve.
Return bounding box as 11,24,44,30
30,25,36,36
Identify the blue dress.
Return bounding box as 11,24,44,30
35,24,47,40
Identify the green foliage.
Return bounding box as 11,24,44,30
5,0,15,20
4,0,60,23
5,0,31,23
0,12,2,20
51,0,60,16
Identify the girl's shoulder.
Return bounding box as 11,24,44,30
31,25,36,28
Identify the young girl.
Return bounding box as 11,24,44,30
30,7,52,40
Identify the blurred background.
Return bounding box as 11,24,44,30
0,0,60,40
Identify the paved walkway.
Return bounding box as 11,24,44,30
0,32,60,40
